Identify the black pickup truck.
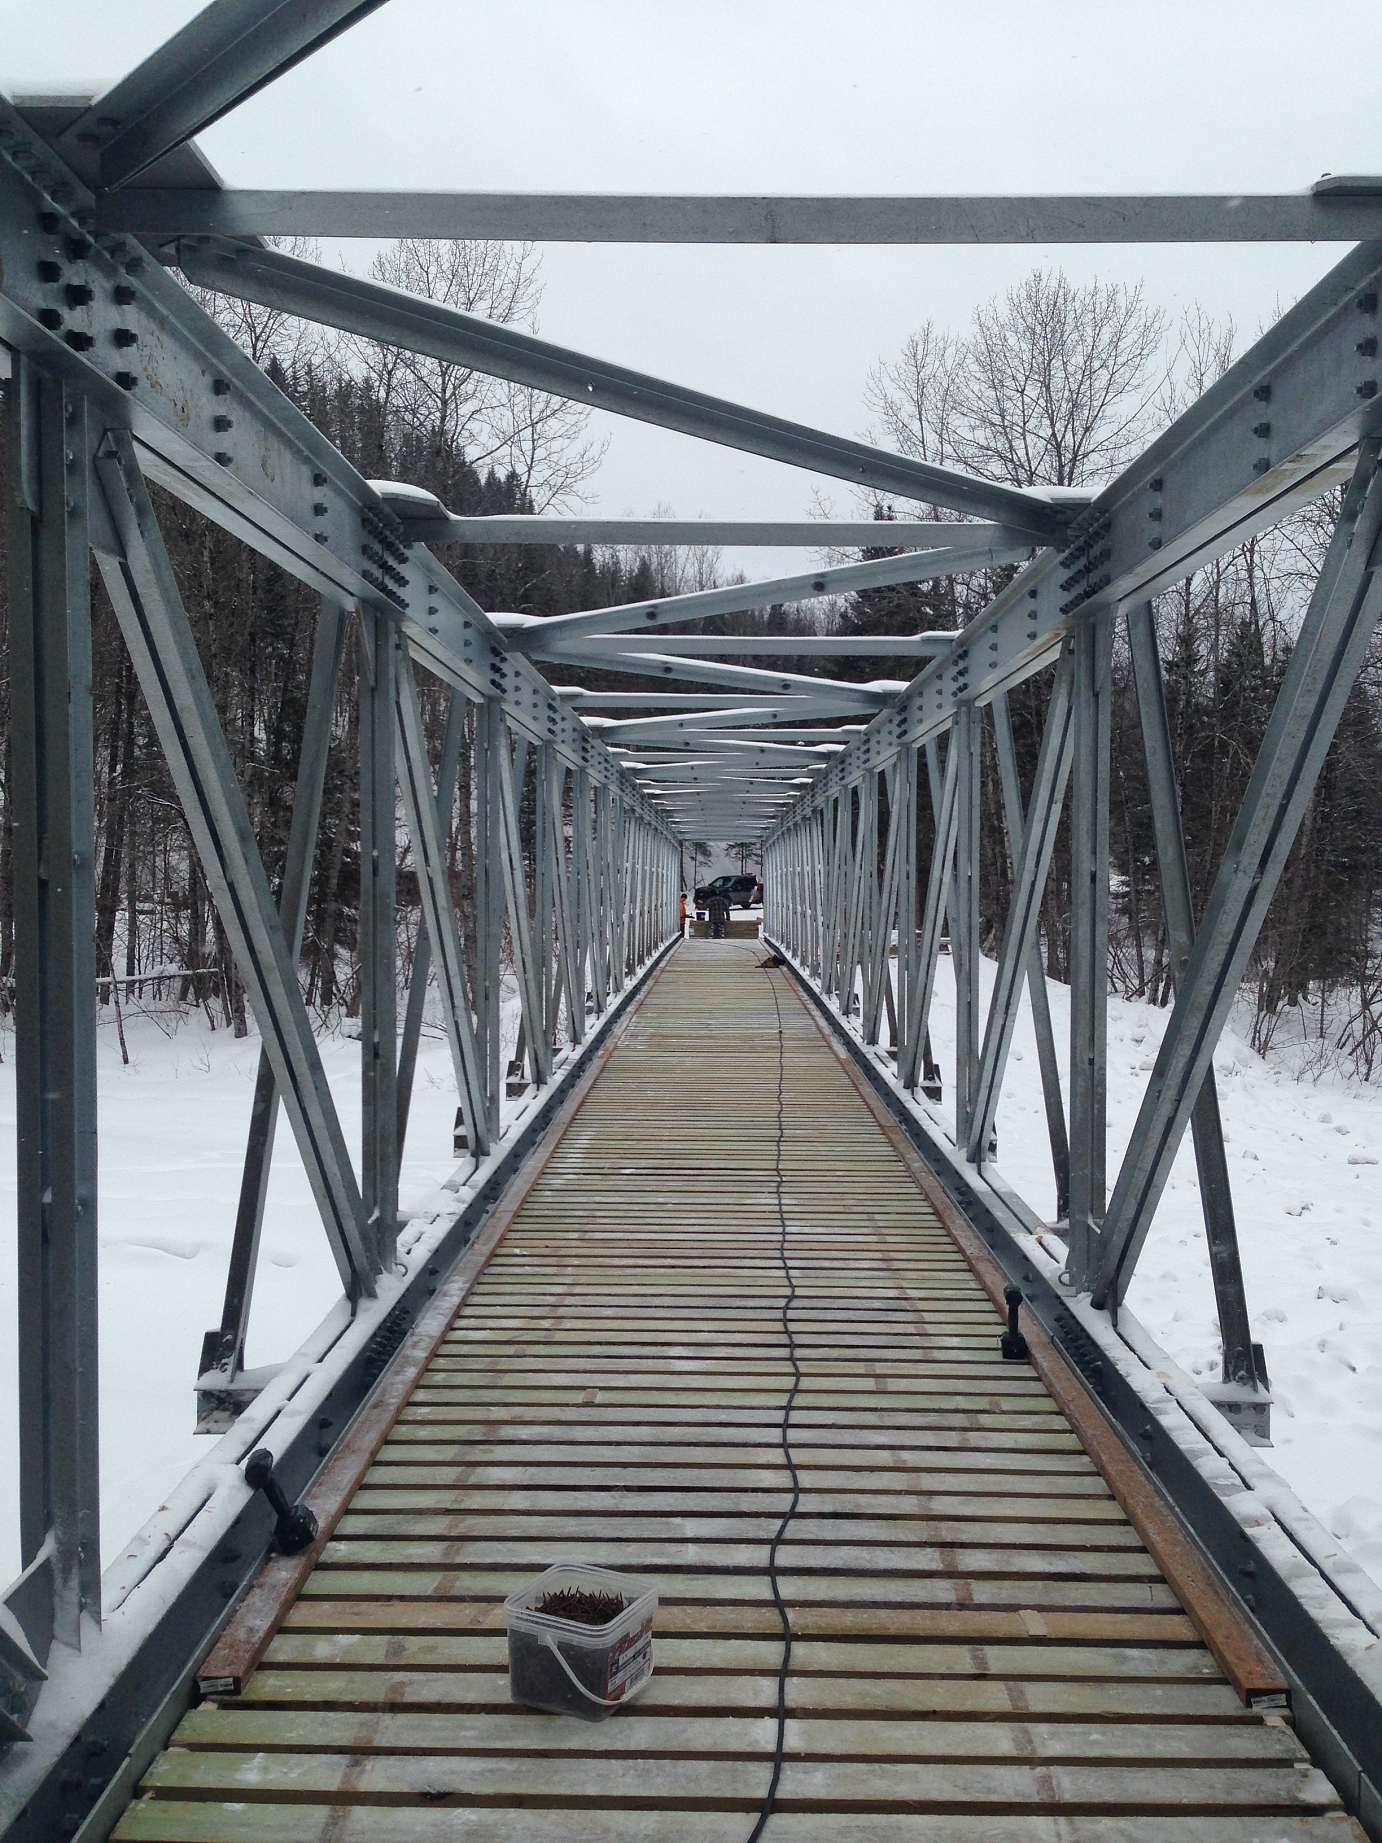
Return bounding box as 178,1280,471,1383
694,874,762,908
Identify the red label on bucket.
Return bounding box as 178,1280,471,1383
604,1615,654,1699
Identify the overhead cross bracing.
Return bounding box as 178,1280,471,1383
7,2,1382,1838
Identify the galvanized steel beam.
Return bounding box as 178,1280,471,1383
6,363,100,1659
103,184,1382,244
57,0,390,189
172,239,1065,537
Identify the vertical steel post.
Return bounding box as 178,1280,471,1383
865,763,903,1044
478,698,504,1137
952,701,982,1142
552,760,582,1045
894,750,917,1070
394,651,489,1155
7,364,100,1651
359,611,398,1265
396,685,466,1159
969,671,1074,1192
1123,600,1264,1388
1067,605,1114,1290
900,734,958,1090
495,716,549,1083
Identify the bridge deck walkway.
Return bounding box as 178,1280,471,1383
113,942,1355,1841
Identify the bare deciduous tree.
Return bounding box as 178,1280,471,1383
866,268,1169,497
361,239,605,510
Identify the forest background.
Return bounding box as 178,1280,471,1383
1,236,1379,1078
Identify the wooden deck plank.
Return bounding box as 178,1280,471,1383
111,1803,1368,1841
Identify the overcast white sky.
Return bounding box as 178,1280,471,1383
6,2,1382,577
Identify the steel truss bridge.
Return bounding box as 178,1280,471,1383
3,3,1382,1839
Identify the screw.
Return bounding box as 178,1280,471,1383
124,256,145,276
37,307,63,330
313,471,328,486
1252,420,1271,438
212,414,233,431
214,451,233,466
37,260,62,282
113,327,138,347
1357,380,1378,399
313,501,328,516
1359,336,1379,357
64,330,94,351
114,372,138,390
65,237,92,261
1360,292,1379,314
1252,457,1271,473
1252,383,1272,402
64,283,94,308
1147,506,1163,522
37,210,59,232
212,379,231,396
113,283,136,306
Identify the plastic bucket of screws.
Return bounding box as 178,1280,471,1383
502,1563,657,1721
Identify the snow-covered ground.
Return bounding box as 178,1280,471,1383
918,951,1382,1589
0,996,509,1584
2,947,1380,1603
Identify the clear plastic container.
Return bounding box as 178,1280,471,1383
502,1563,657,1721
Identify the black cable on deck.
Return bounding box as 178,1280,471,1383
746,965,801,1843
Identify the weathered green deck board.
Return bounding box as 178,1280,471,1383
110,1804,1365,1842
254,1643,1230,1688
130,1749,1341,1811
281,1598,1203,1642
113,948,1345,1842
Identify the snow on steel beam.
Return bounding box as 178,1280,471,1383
539,646,897,706
553,691,820,710
595,706,807,738
59,0,391,189
634,755,831,774
690,726,866,742
365,485,1035,550
382,510,1020,552
534,633,957,657
502,543,1032,650
171,240,1065,536
104,182,1382,243
616,735,840,761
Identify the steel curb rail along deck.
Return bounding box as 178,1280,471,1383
108,946,1359,1842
